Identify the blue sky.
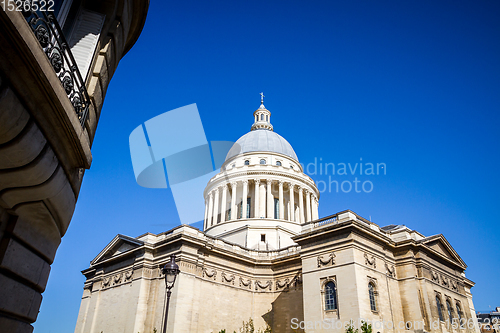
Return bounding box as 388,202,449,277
34,1,500,331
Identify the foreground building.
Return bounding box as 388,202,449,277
76,101,479,333
0,1,149,331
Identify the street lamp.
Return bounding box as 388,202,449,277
162,254,180,333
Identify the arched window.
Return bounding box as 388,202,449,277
325,281,337,310
436,296,444,321
244,160,250,165
368,282,377,311
276,161,282,166
260,159,266,165
446,300,453,320
260,114,264,121
456,303,463,321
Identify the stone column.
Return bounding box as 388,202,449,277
259,181,266,218
266,179,273,218
208,192,214,227
213,187,220,224
254,179,260,218
298,186,304,224
221,184,228,223
289,183,295,222
242,180,248,219
278,180,284,220
204,198,208,230
313,197,319,220
230,182,237,220
306,190,312,222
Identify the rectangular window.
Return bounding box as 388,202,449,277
274,198,279,219
261,234,266,242
247,197,251,218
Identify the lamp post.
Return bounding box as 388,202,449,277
162,254,180,333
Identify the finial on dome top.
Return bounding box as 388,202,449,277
252,92,273,131
259,92,266,109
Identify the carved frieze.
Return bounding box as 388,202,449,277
101,269,133,290
385,263,395,278
125,270,133,281
317,252,336,268
203,267,217,280
290,275,302,288
431,270,439,282
276,278,289,291
114,273,122,284
239,277,252,289
255,280,272,291
102,276,111,287
221,272,235,285
441,275,449,287
364,253,376,268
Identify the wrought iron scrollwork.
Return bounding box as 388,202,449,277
24,8,90,127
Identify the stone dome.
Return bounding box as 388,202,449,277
225,129,298,162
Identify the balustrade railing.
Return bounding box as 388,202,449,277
24,8,90,127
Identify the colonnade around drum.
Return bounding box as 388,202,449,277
204,178,319,229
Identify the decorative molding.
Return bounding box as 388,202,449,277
290,275,302,288
364,253,376,268
221,272,235,285
202,267,217,280
113,273,122,284
431,270,439,282
102,276,110,287
451,280,458,291
441,274,449,287
125,270,133,281
317,252,336,268
276,278,289,291
385,263,395,278
255,280,272,291
239,277,252,289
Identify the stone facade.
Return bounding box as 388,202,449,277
75,102,479,333
0,1,149,331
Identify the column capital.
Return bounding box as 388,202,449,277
254,179,260,185
214,187,220,194
209,191,214,197
222,183,228,190
230,181,237,189
304,188,310,194
266,179,273,185
278,180,284,186
297,185,303,192
288,182,294,189
242,179,249,185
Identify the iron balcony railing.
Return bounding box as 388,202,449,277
24,9,90,127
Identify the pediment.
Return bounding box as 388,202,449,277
420,234,466,268
90,234,144,265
